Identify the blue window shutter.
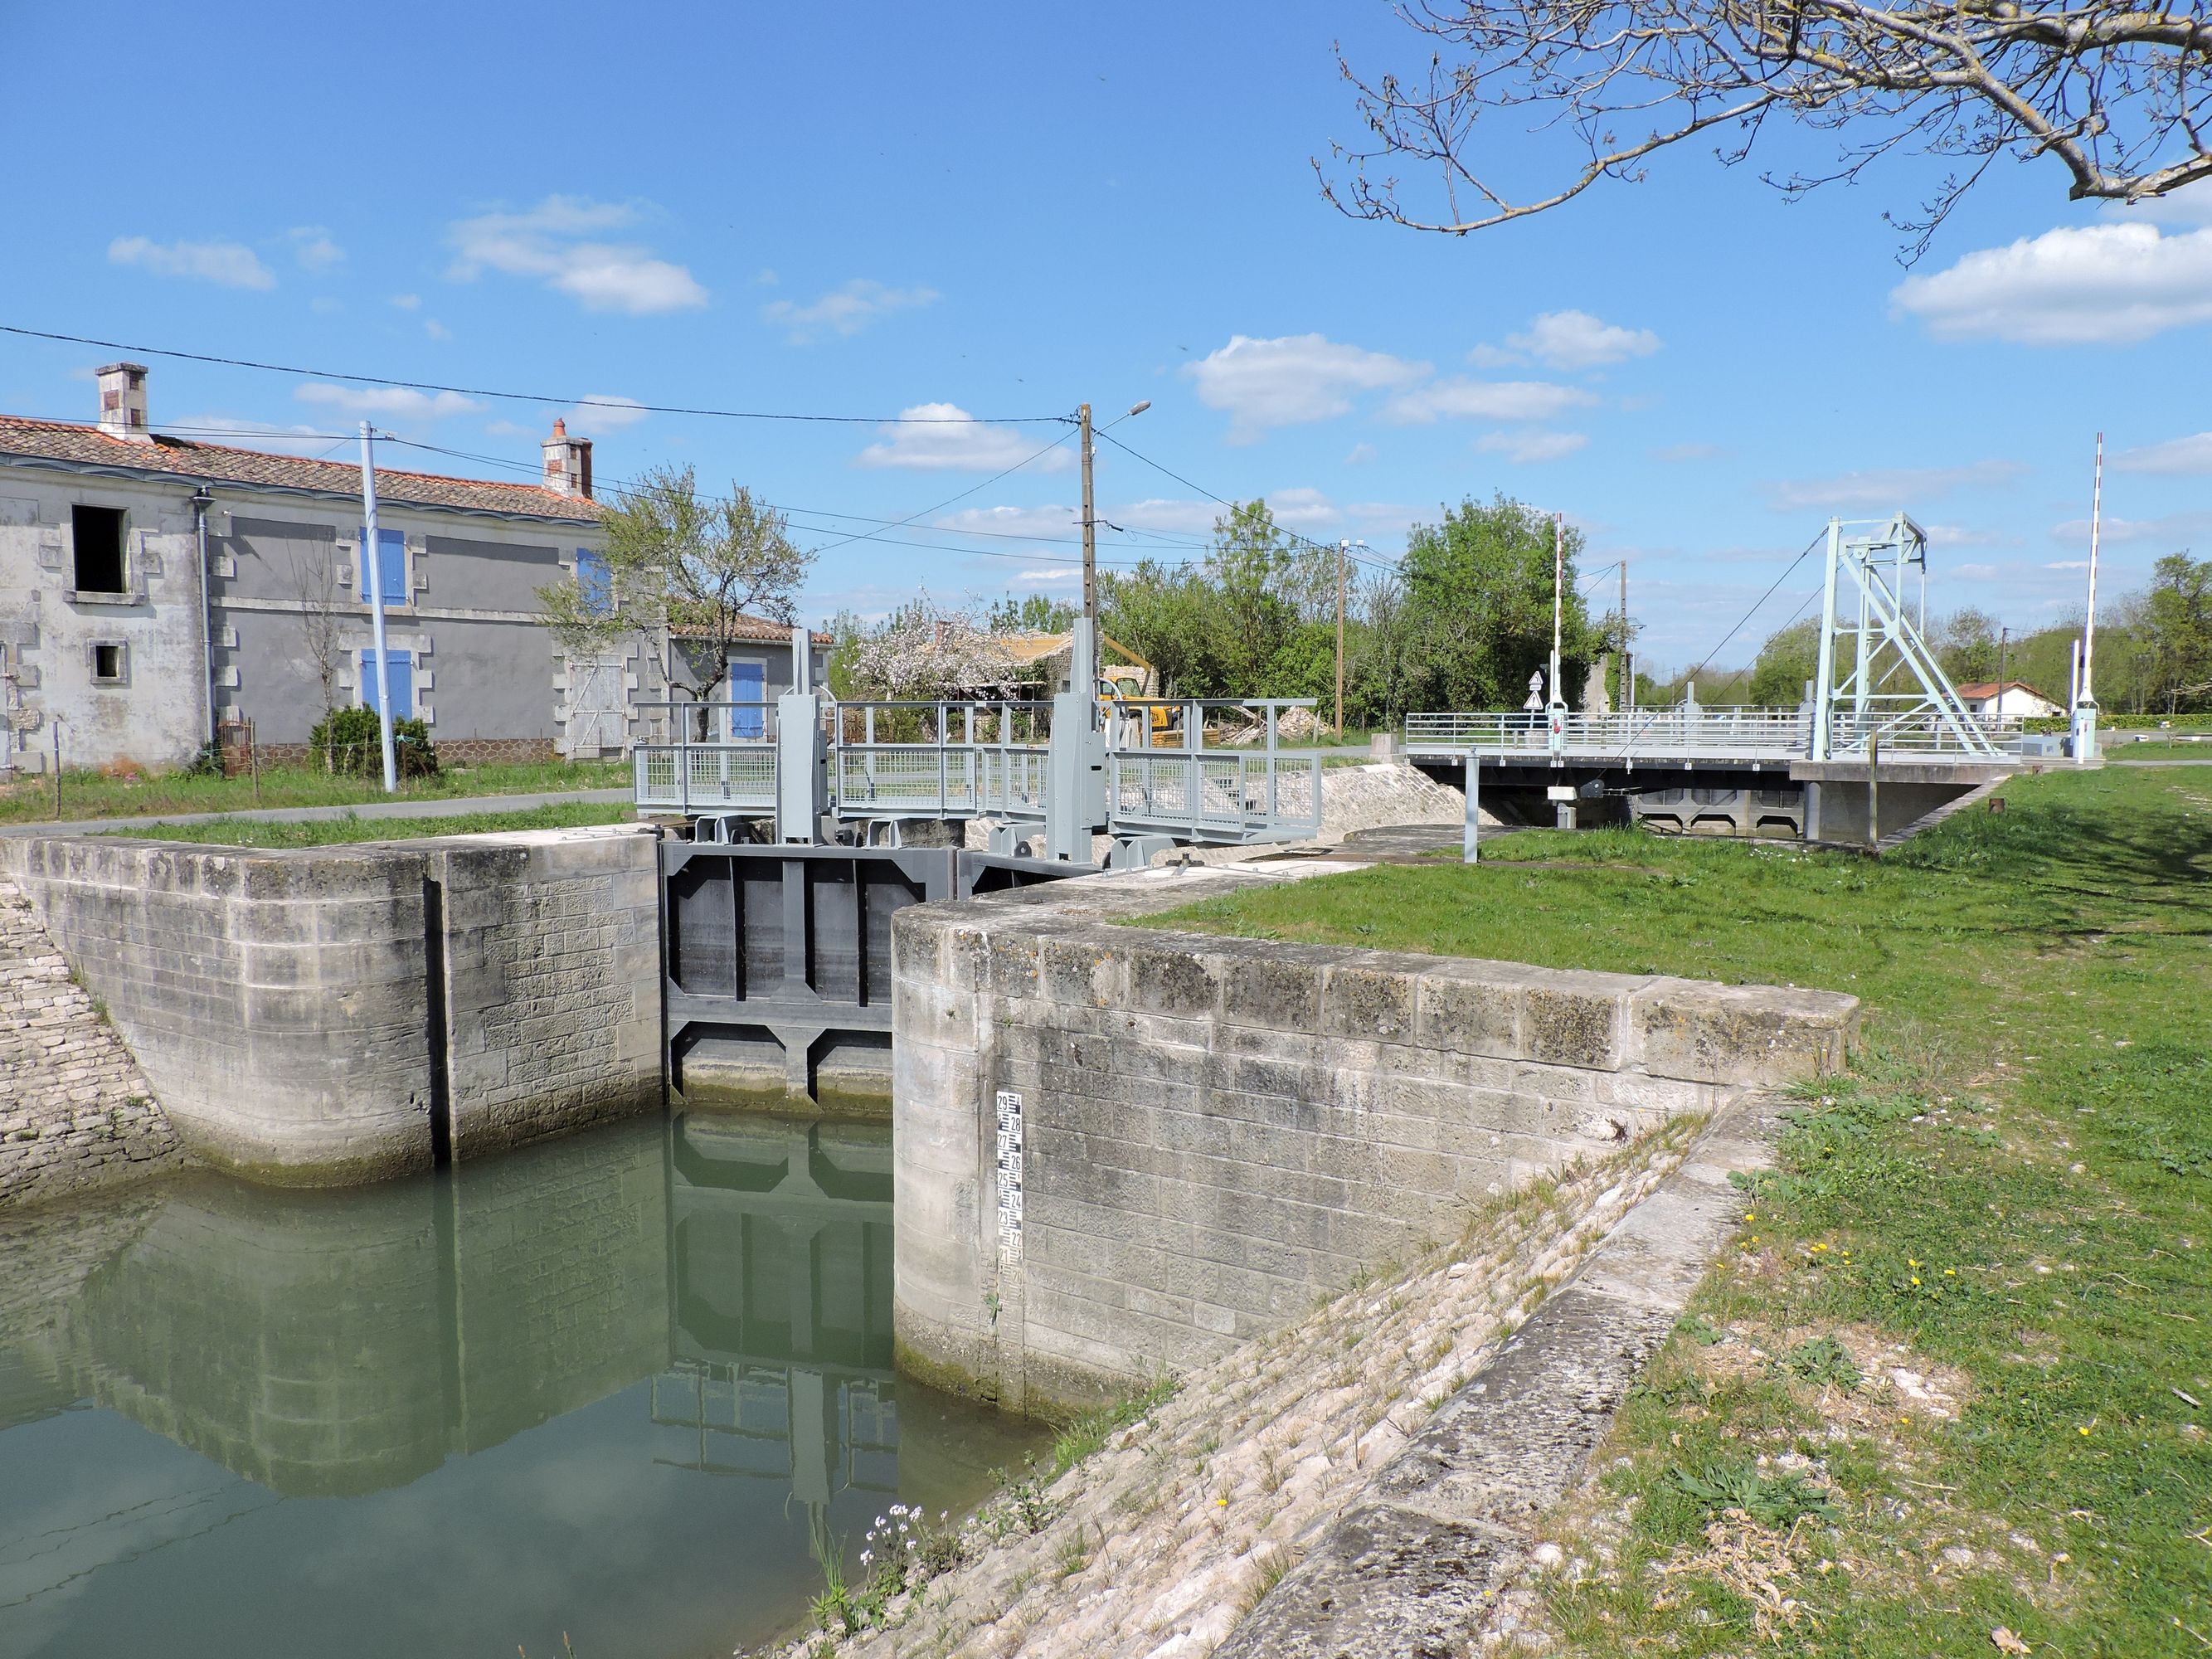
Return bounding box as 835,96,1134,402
359,649,412,718
731,659,766,738
358,528,406,602
576,548,611,615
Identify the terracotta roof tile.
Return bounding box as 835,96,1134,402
0,415,604,525
671,618,834,645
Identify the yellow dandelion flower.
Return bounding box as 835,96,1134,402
1911,1276,1922,1286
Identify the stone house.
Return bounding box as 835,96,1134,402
0,363,824,775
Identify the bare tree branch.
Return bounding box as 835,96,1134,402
1320,2,2212,256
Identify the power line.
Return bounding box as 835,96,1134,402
0,324,1072,426
1090,427,1404,577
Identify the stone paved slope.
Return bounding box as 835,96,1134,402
0,875,185,1209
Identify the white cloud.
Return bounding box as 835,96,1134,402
1184,333,1428,436
1109,498,1219,536
763,279,940,343
1923,523,2013,547
1014,567,1082,584
448,196,707,315
1651,441,1724,463
1385,378,1597,425
1891,221,2212,345
1764,460,2027,512
168,415,348,455
1345,442,1378,465
2113,431,2212,475
1476,430,1588,464
564,395,649,438
1505,309,1660,370
289,227,344,272
2049,509,2212,545
296,382,479,421
108,236,274,289
2104,181,2212,228
391,294,421,310
936,504,1081,542
857,403,1072,472
1952,562,2001,581
1268,487,1339,530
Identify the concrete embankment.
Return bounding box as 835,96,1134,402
889,863,1854,1413
0,826,661,1189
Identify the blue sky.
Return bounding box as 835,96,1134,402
2,2,2206,669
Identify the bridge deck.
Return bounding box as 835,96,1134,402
1403,709,2034,769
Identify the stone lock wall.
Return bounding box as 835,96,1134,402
2,825,663,1190
890,869,1858,1412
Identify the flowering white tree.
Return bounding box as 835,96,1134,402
844,598,1022,699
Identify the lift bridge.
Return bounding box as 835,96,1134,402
1403,513,2040,841
632,617,1323,1112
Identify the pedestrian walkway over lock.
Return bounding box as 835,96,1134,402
633,689,1325,854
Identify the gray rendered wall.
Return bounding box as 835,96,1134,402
419,615,557,742
890,873,1858,1411
0,474,212,772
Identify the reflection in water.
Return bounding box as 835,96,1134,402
0,1116,1040,1659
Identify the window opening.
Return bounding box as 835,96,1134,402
72,505,127,593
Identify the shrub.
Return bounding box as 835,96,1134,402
309,706,440,778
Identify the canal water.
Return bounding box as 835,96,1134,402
0,1114,1044,1659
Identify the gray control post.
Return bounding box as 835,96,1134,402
1043,614,1106,864
775,621,827,844
1463,752,1480,864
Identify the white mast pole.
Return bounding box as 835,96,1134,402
2074,433,2103,762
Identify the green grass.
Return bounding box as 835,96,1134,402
1144,765,2212,1655
0,756,630,825
100,800,640,848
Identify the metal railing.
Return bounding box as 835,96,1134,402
1106,698,1324,844
634,693,1325,846
634,700,781,814
1404,706,2025,761
831,701,1053,822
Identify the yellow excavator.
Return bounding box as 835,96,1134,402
1097,635,1179,744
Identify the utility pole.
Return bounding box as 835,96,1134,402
358,422,397,793
1335,539,1348,736
1078,401,1096,697
1618,557,1629,719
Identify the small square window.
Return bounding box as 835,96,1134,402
90,642,128,684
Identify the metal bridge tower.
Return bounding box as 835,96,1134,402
1808,513,1997,762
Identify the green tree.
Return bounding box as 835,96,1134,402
1397,494,1595,711
1935,607,2001,684
985,592,1077,635
537,464,812,701
2144,552,2212,713
1748,617,1822,708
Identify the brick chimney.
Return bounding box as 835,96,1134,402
97,362,151,443
542,418,593,499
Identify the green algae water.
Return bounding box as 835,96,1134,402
0,1114,1042,1658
